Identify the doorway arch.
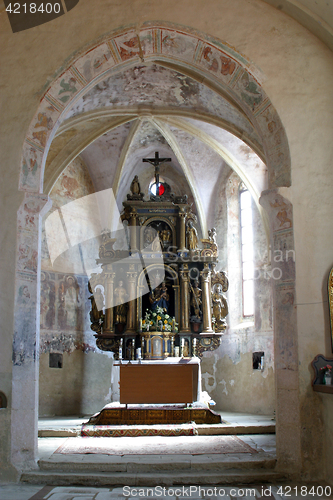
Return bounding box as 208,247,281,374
11,22,300,475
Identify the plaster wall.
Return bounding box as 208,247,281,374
1,0,333,482
39,351,112,417
202,171,274,415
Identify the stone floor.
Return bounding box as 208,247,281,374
1,412,331,499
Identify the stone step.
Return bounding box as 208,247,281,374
38,423,275,438
21,469,285,487
38,456,277,473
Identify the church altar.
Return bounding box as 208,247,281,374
87,153,229,411
116,357,200,404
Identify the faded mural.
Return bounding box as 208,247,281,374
39,157,112,416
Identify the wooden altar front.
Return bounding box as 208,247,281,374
117,358,200,404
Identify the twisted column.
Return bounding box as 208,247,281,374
178,210,188,252
180,264,191,333
103,265,116,334
200,264,214,333
129,209,138,253
126,267,138,333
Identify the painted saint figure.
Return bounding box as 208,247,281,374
211,283,228,332
114,280,128,324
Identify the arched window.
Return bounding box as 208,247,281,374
240,187,254,317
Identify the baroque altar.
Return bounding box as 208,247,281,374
88,153,229,363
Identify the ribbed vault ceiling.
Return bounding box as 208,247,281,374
45,63,268,237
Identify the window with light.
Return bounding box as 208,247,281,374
240,189,254,317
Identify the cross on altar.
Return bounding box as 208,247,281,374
142,151,171,185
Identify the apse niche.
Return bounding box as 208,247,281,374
38,63,274,418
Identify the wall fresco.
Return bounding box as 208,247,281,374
18,23,291,194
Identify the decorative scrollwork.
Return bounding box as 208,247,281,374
196,336,221,358
95,336,120,356
211,268,229,292
99,237,117,259
200,228,218,257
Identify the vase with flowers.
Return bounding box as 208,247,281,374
320,364,332,385
142,306,178,333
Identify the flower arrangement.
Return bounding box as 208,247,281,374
142,306,178,332
320,364,332,375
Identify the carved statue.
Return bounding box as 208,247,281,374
190,280,202,320
160,228,172,248
144,226,156,246
127,175,144,200
151,236,162,252
201,227,218,257
187,220,198,250
88,283,104,333
182,338,190,357
211,283,228,332
131,175,141,195
149,279,170,312
114,280,128,324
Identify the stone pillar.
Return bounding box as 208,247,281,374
200,264,214,333
103,265,116,334
180,264,191,333
129,209,138,253
260,190,301,475
178,210,188,252
126,266,138,333
11,193,52,469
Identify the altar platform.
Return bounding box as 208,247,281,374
38,412,276,438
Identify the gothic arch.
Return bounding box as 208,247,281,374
19,22,290,195
11,23,300,474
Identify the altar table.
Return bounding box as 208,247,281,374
115,358,200,404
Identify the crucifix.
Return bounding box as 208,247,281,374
142,152,171,186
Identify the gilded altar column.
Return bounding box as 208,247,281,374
104,265,116,333
178,209,188,252
129,209,138,253
180,264,191,333
200,264,214,333
126,266,138,333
